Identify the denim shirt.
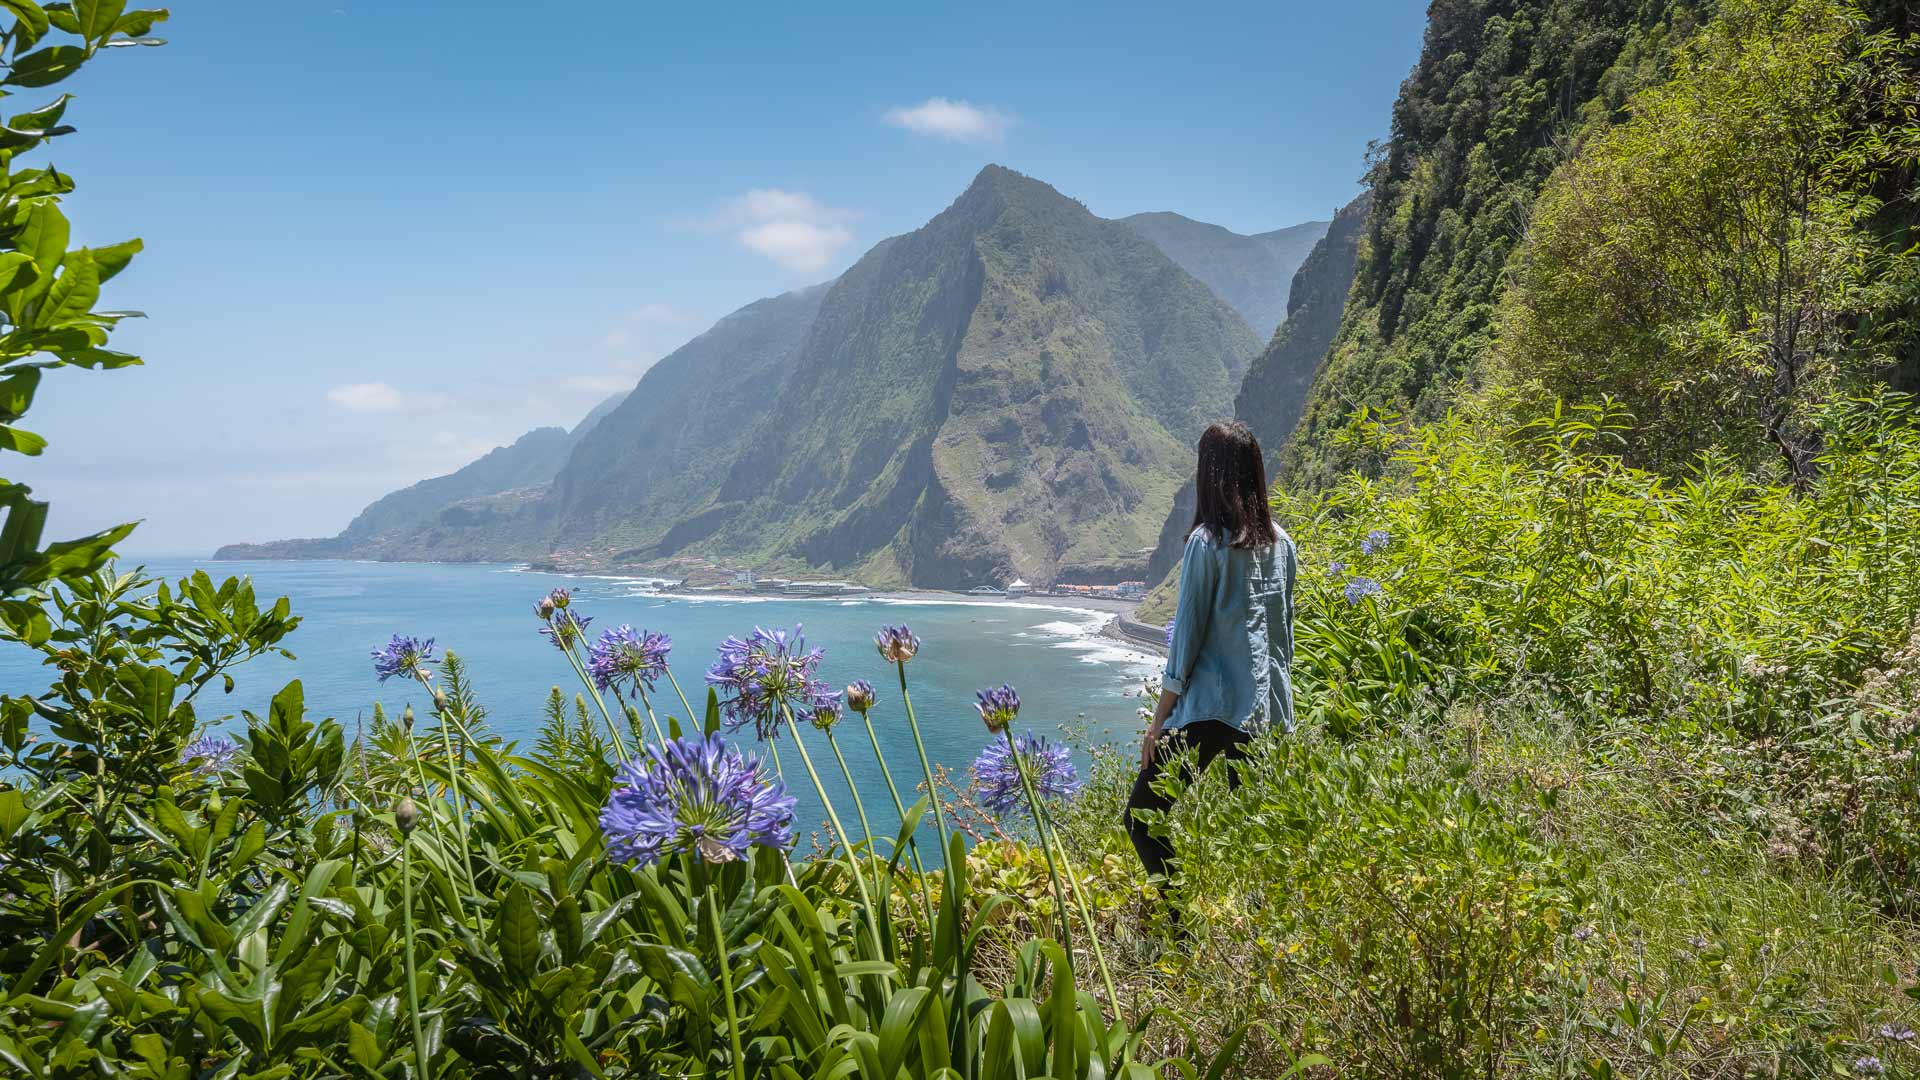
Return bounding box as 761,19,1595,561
1162,524,1298,734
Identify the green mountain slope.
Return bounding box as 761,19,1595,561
665,165,1261,587
1119,212,1328,338
1280,0,1710,486
1144,192,1371,586
544,283,832,560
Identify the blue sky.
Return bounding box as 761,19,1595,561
21,0,1427,555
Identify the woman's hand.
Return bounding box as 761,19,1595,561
1144,686,1178,770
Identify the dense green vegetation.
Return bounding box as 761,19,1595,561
1282,0,1712,486
9,0,1920,1074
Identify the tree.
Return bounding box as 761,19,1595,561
1495,0,1914,479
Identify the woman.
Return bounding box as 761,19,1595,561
1127,420,1296,880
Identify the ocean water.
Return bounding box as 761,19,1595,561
1,559,1159,844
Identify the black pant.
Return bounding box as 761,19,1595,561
1125,719,1251,879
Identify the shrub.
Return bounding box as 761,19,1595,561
1156,734,1589,1078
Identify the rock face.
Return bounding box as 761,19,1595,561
1118,212,1327,339
655,165,1261,588
1145,193,1370,585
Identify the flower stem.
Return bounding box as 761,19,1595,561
631,684,671,746
664,667,701,730
555,629,628,763
896,661,950,856
1035,792,1122,1030
414,670,478,918
825,730,890,935
1004,729,1073,950
699,869,748,1080
778,704,887,960
400,835,432,1080
855,704,937,933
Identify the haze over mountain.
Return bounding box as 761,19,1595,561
221,166,1322,587
1147,193,1370,584
215,395,626,561
1118,213,1327,339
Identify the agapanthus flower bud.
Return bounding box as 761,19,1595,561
535,596,557,619
809,699,842,731
875,624,919,663
548,587,572,610
402,703,415,733
396,797,420,834
540,609,593,651
844,680,876,713
975,684,1020,734
431,684,448,710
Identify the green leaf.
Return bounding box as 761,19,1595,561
497,885,541,983
73,0,124,42
0,367,39,424
4,44,83,88
2,2,50,50
86,237,139,283
0,423,45,455
13,201,68,284
39,249,98,327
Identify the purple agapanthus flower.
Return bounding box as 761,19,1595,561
875,624,920,663
1853,1056,1884,1076
845,679,876,713
1344,577,1384,604
372,635,436,683
1877,1024,1915,1043
706,624,835,739
1327,561,1346,577
599,733,796,867
180,735,241,776
971,732,1078,815
587,625,672,694
539,609,594,651
1361,529,1391,556
1163,618,1176,649
975,684,1020,734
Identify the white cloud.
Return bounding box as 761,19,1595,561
326,381,406,413
326,381,451,414
882,98,1014,144
738,220,853,273
561,372,639,395
683,189,860,273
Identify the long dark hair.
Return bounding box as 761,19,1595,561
1189,420,1274,549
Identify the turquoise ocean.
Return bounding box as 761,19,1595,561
0,559,1160,841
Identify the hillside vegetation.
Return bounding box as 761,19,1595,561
10,0,1920,1076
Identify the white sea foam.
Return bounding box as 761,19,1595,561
1048,637,1161,676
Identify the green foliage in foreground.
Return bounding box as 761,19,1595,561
0,1,162,597
0,571,1263,1077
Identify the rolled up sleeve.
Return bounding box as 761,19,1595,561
1162,529,1218,695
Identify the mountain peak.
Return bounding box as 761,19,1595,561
958,164,1081,212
